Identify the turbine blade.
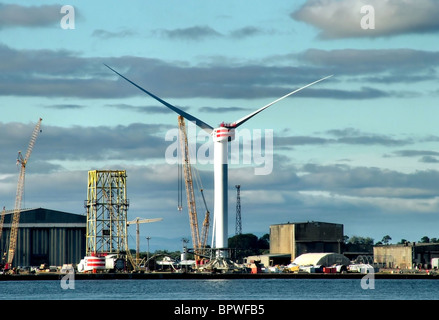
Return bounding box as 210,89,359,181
104,64,214,134
234,75,333,128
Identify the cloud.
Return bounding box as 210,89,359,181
199,106,249,113
391,150,439,158
0,3,61,29
106,103,175,114
0,44,434,101
45,104,85,110
419,156,439,163
0,44,333,100
92,29,137,39
292,0,439,39
296,163,439,200
327,128,412,146
230,26,263,39
0,122,174,173
275,128,413,148
154,25,223,41
154,25,265,41
387,150,439,163
297,48,439,76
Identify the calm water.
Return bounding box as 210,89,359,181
0,278,438,300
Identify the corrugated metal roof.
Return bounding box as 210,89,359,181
2,207,85,226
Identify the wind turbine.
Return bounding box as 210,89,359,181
105,64,332,262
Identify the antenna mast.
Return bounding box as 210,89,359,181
235,185,242,235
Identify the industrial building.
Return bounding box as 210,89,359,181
374,242,439,269
270,221,344,261
0,208,86,268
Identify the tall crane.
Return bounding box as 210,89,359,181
177,116,211,258
178,116,201,256
7,118,42,267
127,217,162,266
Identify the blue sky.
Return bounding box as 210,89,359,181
1,0,439,252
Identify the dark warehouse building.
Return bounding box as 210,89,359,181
1,208,86,268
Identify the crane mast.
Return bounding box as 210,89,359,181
0,207,5,258
178,116,201,256
7,118,42,266
0,207,5,240
199,189,210,255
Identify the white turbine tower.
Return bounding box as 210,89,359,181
105,64,332,265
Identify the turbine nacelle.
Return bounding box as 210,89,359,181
219,122,237,129
213,127,235,142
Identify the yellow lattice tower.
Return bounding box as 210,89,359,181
84,170,129,256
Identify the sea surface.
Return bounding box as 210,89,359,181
0,278,438,300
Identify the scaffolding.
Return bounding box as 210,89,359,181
84,170,129,256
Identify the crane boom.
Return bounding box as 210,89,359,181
127,218,163,225
7,118,42,266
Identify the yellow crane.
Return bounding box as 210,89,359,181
0,207,5,264
7,118,42,267
177,116,210,258
0,207,5,242
127,217,162,266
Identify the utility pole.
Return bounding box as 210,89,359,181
235,185,242,235
146,236,151,272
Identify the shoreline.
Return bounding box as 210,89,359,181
1,271,438,281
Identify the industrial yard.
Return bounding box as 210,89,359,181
2,119,439,279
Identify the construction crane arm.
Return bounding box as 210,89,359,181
127,218,163,225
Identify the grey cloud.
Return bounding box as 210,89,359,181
292,0,439,39
45,104,85,110
0,44,333,100
420,156,439,163
154,25,223,41
275,128,412,148
230,156,439,202
92,29,137,39
276,135,331,147
327,128,412,146
106,104,175,114
154,25,265,41
230,26,263,38
298,49,439,76
391,150,439,158
199,106,249,113
0,3,61,29
0,44,428,101
387,150,439,163
0,122,173,174
298,163,439,199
